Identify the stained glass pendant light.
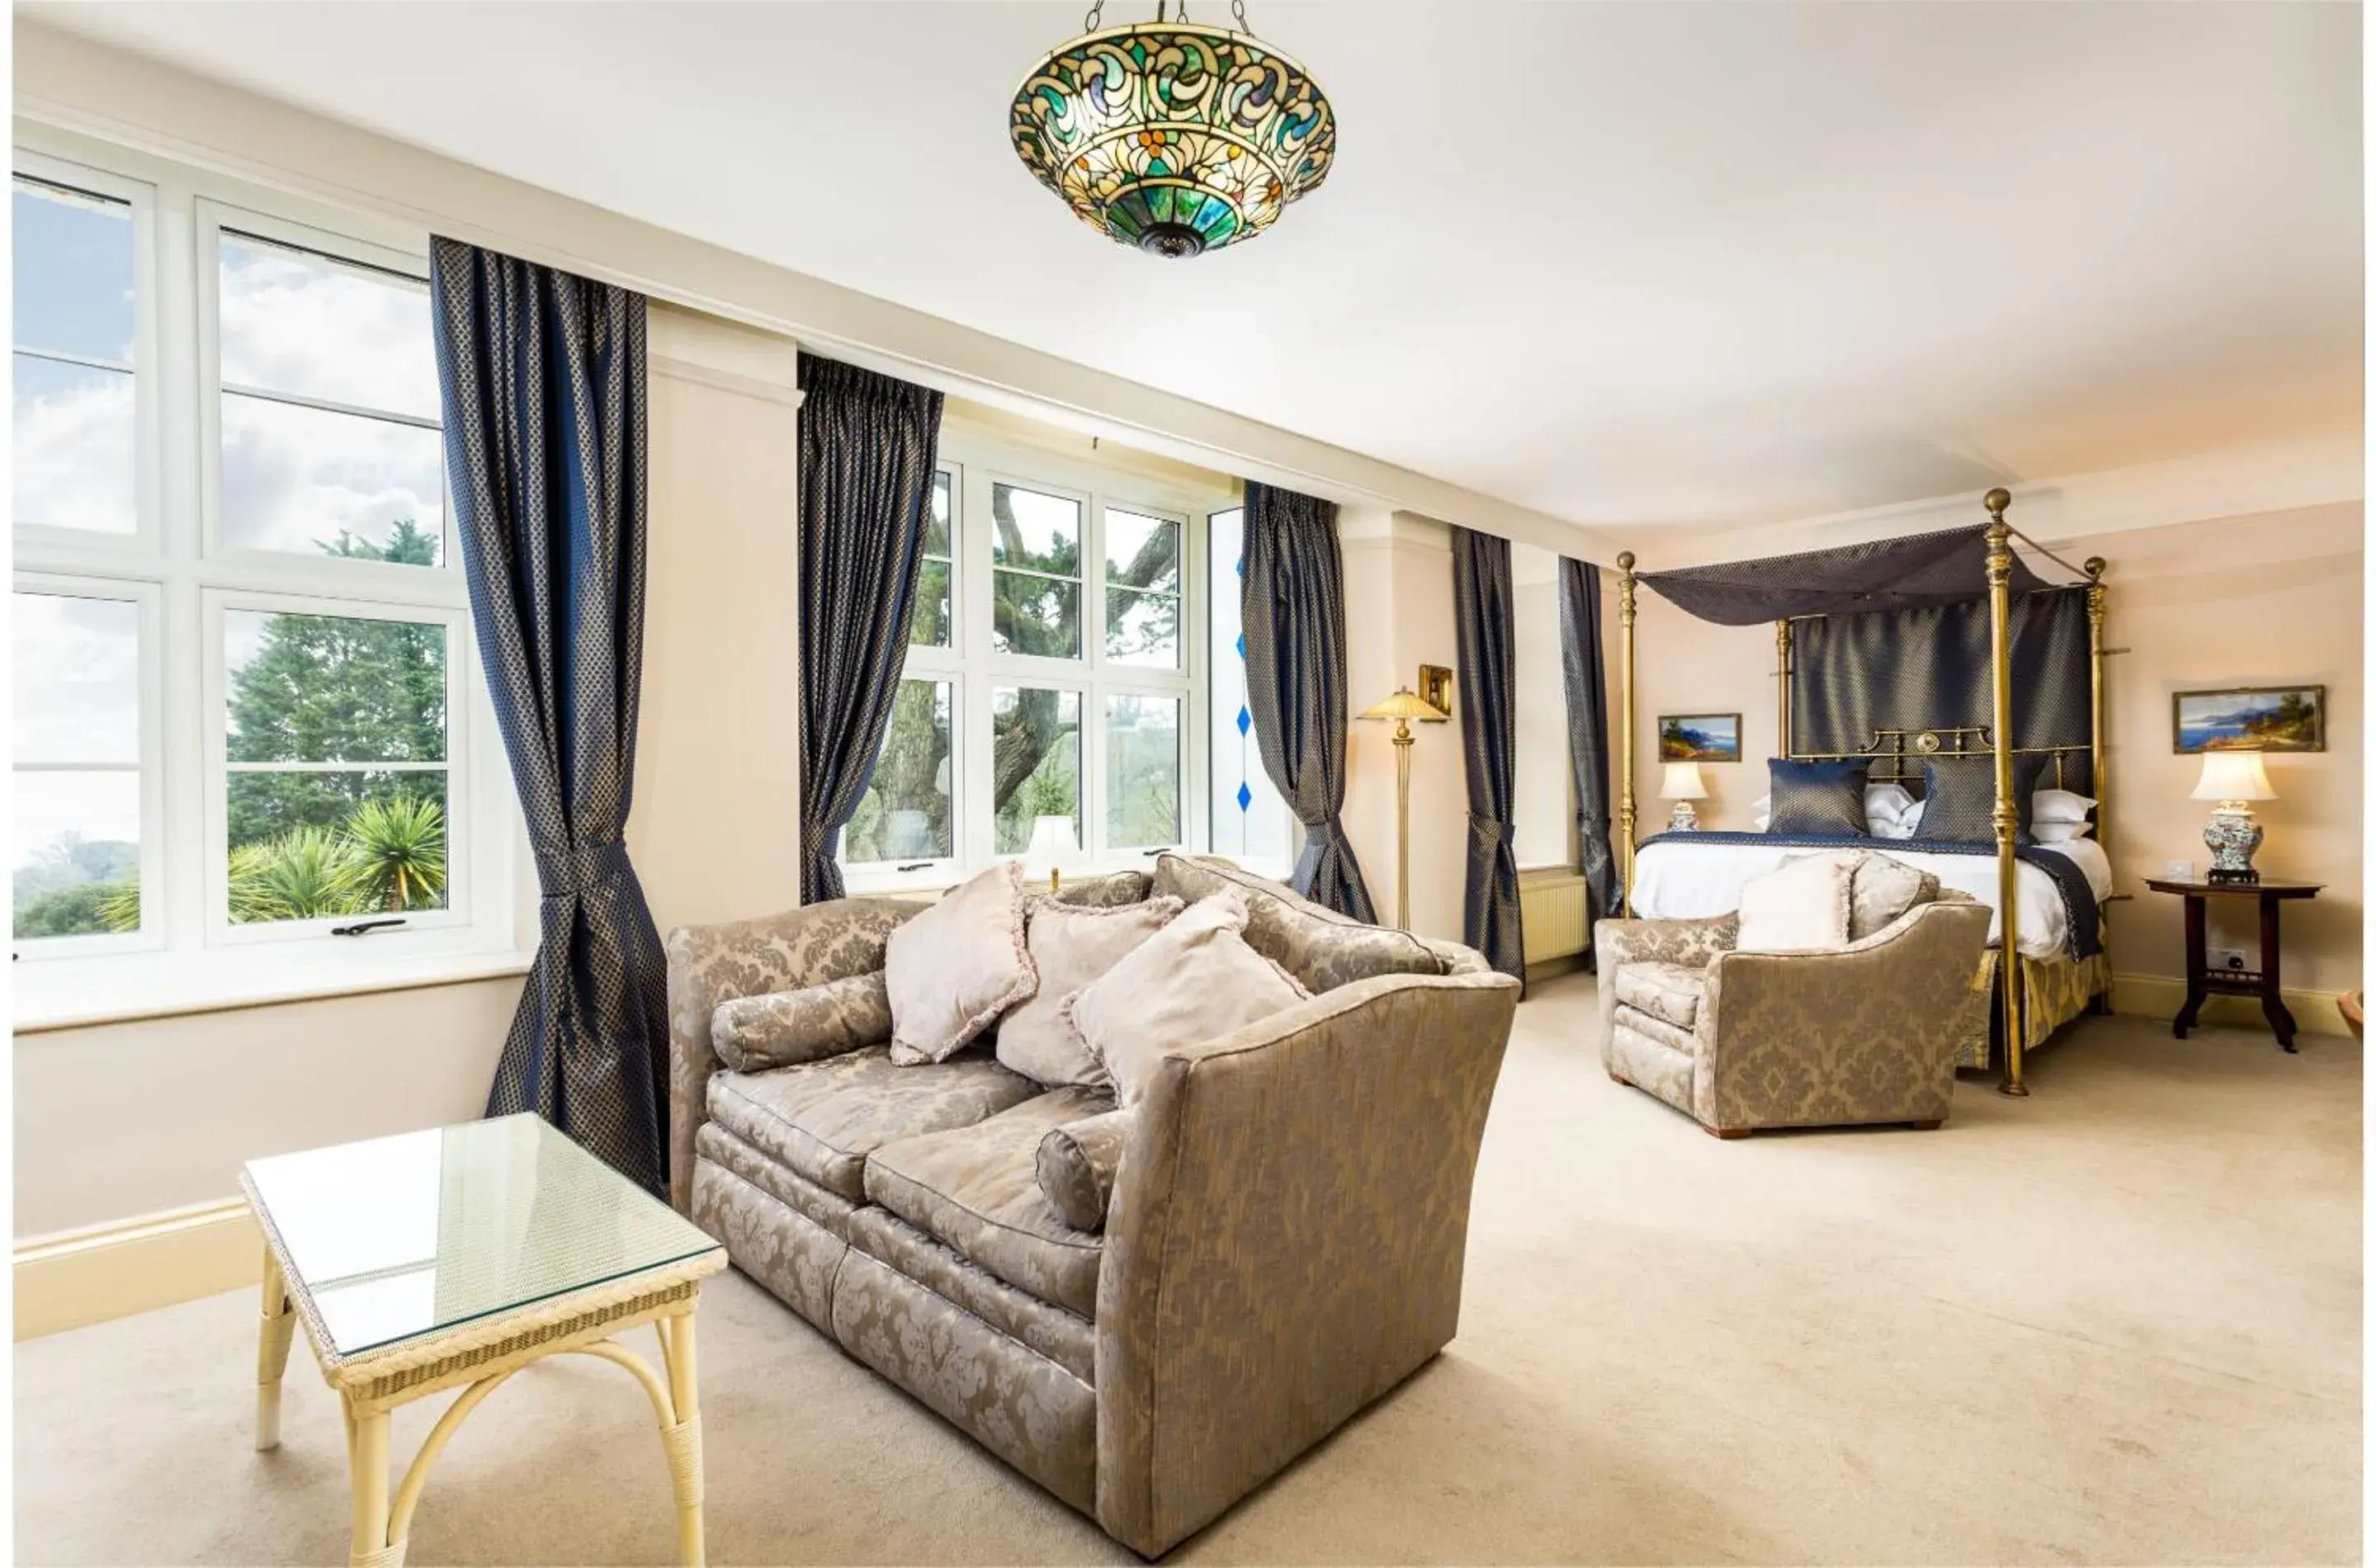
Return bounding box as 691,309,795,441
1009,1,1336,258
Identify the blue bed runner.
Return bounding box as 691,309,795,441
1634,831,2103,960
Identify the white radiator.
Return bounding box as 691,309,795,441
1519,874,1590,965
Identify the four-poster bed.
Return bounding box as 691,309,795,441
1610,490,2114,1097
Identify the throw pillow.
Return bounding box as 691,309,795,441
1845,850,1939,939
1766,758,1871,836
711,971,891,1072
1911,754,2046,844
882,862,1037,1065
2032,788,2096,825
1151,853,1443,991
1065,889,1312,1104
1036,1108,1131,1231
1736,852,1856,953
996,895,1185,1085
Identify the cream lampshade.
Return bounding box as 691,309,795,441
1022,814,1079,891
2189,750,2275,883
1660,760,1708,831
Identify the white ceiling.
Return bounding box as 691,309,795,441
26,1,2363,536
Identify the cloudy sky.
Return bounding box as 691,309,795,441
12,178,448,882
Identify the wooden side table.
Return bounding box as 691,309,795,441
2143,878,2323,1051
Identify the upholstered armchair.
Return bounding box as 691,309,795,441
1594,892,1993,1137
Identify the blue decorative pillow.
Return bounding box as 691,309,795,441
1766,758,1871,836
1912,754,2046,844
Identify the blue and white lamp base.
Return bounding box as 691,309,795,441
2204,802,2264,884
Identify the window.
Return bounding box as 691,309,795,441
11,137,516,1007
843,434,1220,886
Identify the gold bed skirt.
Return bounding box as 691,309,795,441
1953,949,2113,1070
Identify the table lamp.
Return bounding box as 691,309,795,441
2190,749,2274,884
1022,814,1079,892
1660,761,1708,831
1358,687,1450,931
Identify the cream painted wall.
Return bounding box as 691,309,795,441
12,305,808,1240
1616,503,2364,1004
1340,511,1467,943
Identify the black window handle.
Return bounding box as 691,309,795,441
331,918,407,937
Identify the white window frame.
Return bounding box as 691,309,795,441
842,429,1217,894
9,572,168,958
11,130,527,1022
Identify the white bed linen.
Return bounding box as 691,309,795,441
1629,837,2112,959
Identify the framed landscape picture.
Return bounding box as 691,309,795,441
2172,685,2326,754
1659,712,1741,763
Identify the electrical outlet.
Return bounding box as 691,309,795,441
2165,859,2197,881
2209,946,2250,974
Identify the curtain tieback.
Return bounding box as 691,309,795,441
535,838,631,897
1467,813,1516,851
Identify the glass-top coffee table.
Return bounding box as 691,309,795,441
243,1113,726,1568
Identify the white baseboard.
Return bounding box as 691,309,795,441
15,1197,259,1340
2109,972,2353,1039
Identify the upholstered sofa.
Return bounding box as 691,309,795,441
666,856,1519,1557
1594,887,1993,1136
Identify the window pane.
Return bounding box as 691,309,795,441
14,179,135,365
219,234,439,420
992,687,1081,854
13,770,140,939
14,593,138,763
1105,588,1180,668
220,392,445,563
13,355,135,533
911,560,952,649
994,572,1081,659
1107,693,1182,848
225,609,448,765
927,470,952,557
845,680,952,864
990,482,1079,576
1105,509,1180,593
226,770,448,924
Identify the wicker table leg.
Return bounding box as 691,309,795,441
255,1247,295,1452
661,1308,706,1567
348,1405,403,1567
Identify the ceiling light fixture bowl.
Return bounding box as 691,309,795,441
1009,15,1335,258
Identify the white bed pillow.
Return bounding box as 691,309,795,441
1752,793,1771,831
2031,819,2095,843
1864,781,1918,837
1735,853,1856,954
2033,788,2096,825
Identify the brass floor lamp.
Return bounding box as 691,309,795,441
1358,687,1451,930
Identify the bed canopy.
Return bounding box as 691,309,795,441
1612,490,2111,1098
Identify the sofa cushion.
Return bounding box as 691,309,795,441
1068,890,1311,1106
1043,870,1152,909
1736,852,1855,954
1152,853,1445,993
996,896,1183,1087
1036,1109,1131,1232
866,1086,1111,1318
711,971,891,1072
1614,1001,1697,1056
707,1046,1041,1202
846,1206,1096,1384
884,862,1037,1065
1611,961,1706,1030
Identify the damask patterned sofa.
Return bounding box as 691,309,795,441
666,856,1520,1557
1594,889,1993,1137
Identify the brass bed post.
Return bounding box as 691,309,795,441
1617,552,1637,915
1774,620,1793,757
2085,555,2108,864
1984,489,2028,1097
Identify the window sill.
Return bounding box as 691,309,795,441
12,945,540,1035
842,852,1202,902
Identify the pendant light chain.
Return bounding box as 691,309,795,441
1232,0,1250,32
1083,1,1103,31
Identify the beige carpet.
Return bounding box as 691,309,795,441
17,978,2362,1566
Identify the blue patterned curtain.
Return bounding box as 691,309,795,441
797,356,944,904
430,239,667,1194
1452,527,1525,986
1241,482,1377,922
1558,557,1620,947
